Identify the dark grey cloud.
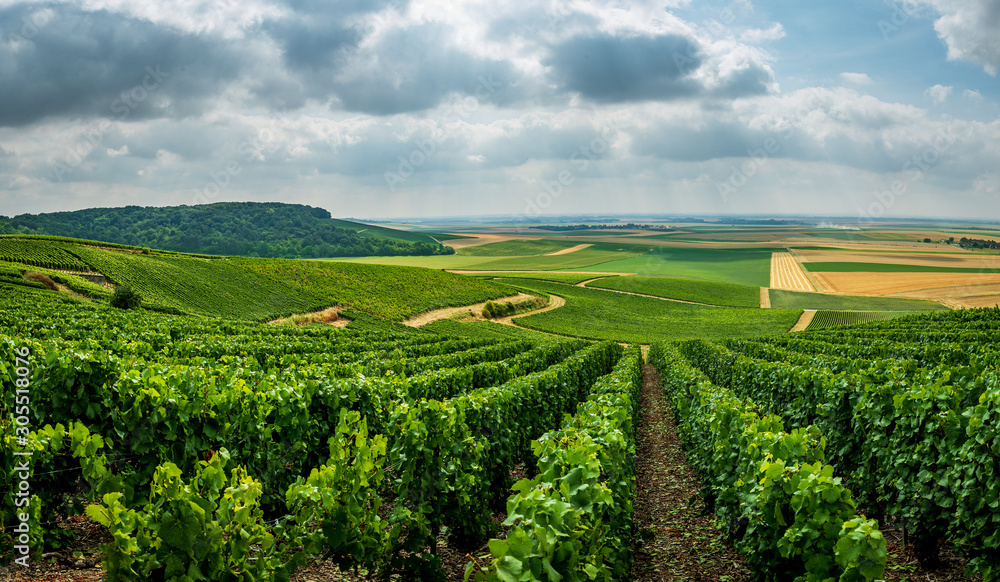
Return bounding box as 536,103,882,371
545,31,774,103
546,33,704,102
0,5,246,127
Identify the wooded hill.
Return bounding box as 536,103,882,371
0,202,454,259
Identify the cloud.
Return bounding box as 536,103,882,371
545,31,775,103
0,5,249,127
963,89,983,101
924,84,952,104
739,23,785,44
918,0,1000,75
840,72,873,85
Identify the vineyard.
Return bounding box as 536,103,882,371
3,252,1000,580
807,310,916,329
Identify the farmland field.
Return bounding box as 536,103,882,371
804,261,1000,273
586,275,761,307
768,289,947,311
454,239,584,256
505,278,802,342
575,246,776,286
458,271,615,285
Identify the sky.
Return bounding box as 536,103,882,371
0,0,998,223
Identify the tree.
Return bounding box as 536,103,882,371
110,285,142,310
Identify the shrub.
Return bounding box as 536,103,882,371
110,285,142,309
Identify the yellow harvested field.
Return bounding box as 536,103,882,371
812,272,1000,296
887,282,1000,309
796,249,1000,269
770,252,815,291
545,243,593,256
441,234,541,249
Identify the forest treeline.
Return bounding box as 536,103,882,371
0,202,454,258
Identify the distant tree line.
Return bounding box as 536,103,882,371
534,223,672,231
0,202,455,259
959,237,1000,250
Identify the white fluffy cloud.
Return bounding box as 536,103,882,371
925,84,952,104
840,72,873,85
918,0,1000,75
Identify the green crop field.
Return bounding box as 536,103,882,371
769,289,947,311
504,279,801,343
572,246,776,286
806,310,918,329
331,242,648,271
803,262,1000,273
455,239,584,256
587,275,761,307
465,272,611,285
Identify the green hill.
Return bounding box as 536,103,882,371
0,237,513,321
0,202,454,259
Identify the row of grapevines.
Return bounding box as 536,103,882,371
468,346,643,582
650,342,887,581
684,339,1000,577
388,341,622,556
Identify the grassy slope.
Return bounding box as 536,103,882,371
69,245,328,320
233,258,516,320
587,276,761,307
506,279,801,343
804,262,1000,273
576,247,776,286
3,239,516,321
769,289,947,311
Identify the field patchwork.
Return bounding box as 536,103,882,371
770,252,815,291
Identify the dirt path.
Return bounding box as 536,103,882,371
789,309,817,332
269,306,350,327
400,293,538,327
770,252,815,291
494,293,566,325
631,363,752,582
544,243,593,256
760,287,771,308
575,277,608,287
